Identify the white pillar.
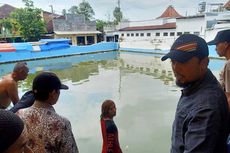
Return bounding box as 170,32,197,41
94,34,97,43
84,35,87,45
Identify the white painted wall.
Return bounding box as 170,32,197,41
176,17,206,37
118,29,176,50
115,11,230,50
118,18,176,28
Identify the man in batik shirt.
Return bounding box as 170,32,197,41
18,72,79,153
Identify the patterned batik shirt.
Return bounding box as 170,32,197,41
18,105,79,153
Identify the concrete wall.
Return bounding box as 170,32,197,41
0,42,118,63
176,17,206,36
117,29,176,50
53,14,96,31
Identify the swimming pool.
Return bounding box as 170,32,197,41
2,51,225,153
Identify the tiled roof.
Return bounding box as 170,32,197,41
119,23,176,31
157,5,182,19
224,0,230,9
0,4,16,19
42,11,65,33
177,14,205,19
54,31,101,35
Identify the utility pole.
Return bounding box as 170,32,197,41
49,5,55,35
118,0,120,9
49,5,54,14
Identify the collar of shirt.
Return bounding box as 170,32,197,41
181,69,215,96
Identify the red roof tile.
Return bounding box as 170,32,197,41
0,4,16,19
157,5,182,19
119,23,176,31
224,0,230,9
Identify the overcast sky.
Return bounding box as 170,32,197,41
2,0,228,21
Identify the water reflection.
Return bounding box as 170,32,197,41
120,52,175,86
0,51,225,153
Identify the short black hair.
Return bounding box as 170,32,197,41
33,88,58,101
0,110,24,152
32,72,68,101
13,62,27,72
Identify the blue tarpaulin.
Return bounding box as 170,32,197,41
12,43,33,52
39,39,71,51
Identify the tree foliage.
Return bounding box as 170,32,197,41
62,9,67,16
78,0,95,20
22,0,34,8
10,0,46,41
0,18,13,31
68,0,95,21
96,19,107,32
113,7,123,25
68,6,78,14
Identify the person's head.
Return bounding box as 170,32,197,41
12,62,29,81
0,110,33,153
161,34,209,88
32,71,68,104
207,29,230,58
101,100,116,119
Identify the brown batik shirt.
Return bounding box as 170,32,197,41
18,105,79,153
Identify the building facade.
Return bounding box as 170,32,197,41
53,14,100,45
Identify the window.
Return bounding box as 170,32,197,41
177,32,182,36
127,33,130,37
121,33,124,36
156,33,160,36
140,33,144,36
131,33,134,37
136,33,139,36
147,33,151,36
170,32,175,36
184,32,190,34
194,32,200,36
163,32,168,36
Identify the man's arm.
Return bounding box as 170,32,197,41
7,81,19,105
60,119,79,153
184,108,221,153
9,90,35,113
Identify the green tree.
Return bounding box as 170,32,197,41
96,19,107,32
68,1,95,21
77,0,95,21
22,0,33,7
62,9,67,16
113,7,122,25
0,18,14,41
0,18,13,31
68,6,78,14
10,0,46,41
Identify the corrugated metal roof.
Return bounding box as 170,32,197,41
54,31,101,35
119,23,176,31
177,15,205,19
